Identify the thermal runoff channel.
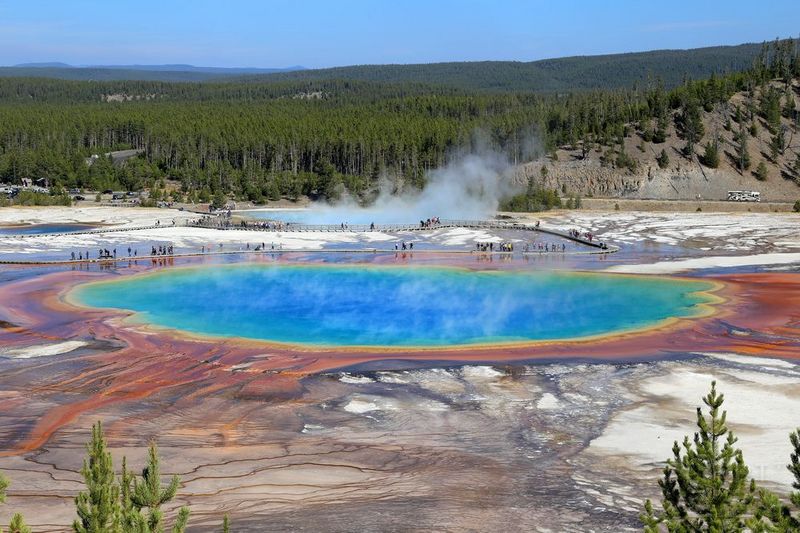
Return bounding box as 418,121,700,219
71,265,716,347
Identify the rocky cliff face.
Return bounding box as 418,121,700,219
515,160,799,201
514,79,800,202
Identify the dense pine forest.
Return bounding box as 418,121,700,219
0,39,798,205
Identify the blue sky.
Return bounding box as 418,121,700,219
0,0,796,68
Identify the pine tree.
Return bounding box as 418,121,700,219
641,381,757,531
784,91,797,120
7,514,31,533
760,86,783,134
790,429,800,510
656,149,669,169
1,474,30,533
676,97,705,157
130,442,190,533
769,126,786,161
119,457,147,532
222,514,230,533
580,138,590,159
211,190,227,210
73,421,121,533
701,137,720,168
653,124,668,144
746,428,800,530
754,161,769,181
735,123,751,173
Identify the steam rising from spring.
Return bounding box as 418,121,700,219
305,149,522,225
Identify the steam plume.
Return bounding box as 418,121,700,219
304,148,523,225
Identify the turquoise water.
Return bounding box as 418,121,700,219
239,209,308,223
0,223,96,235
72,265,714,347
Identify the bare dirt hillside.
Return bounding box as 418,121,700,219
517,79,800,202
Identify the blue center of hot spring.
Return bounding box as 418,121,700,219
72,265,714,347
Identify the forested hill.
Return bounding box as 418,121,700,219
218,42,773,92
0,77,465,104
0,39,797,206
0,41,787,91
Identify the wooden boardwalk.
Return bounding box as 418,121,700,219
187,219,614,250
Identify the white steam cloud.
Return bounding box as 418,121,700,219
301,149,523,225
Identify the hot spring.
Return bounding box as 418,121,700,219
238,209,312,224
71,265,717,347
0,223,96,236
238,208,432,226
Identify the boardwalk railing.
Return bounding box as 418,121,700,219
196,222,429,233
188,218,506,233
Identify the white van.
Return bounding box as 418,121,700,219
727,191,761,202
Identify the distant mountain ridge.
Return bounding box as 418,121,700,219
237,42,776,91
89,64,305,74
15,63,305,73
13,62,75,68
2,63,306,82
1,40,794,90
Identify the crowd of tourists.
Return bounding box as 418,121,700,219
242,220,290,230
475,241,516,252
70,248,121,261
475,240,573,254
420,217,441,228
569,228,595,242
188,214,293,231
523,242,567,253
569,228,609,249
151,245,174,256
191,213,232,229
69,243,175,262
